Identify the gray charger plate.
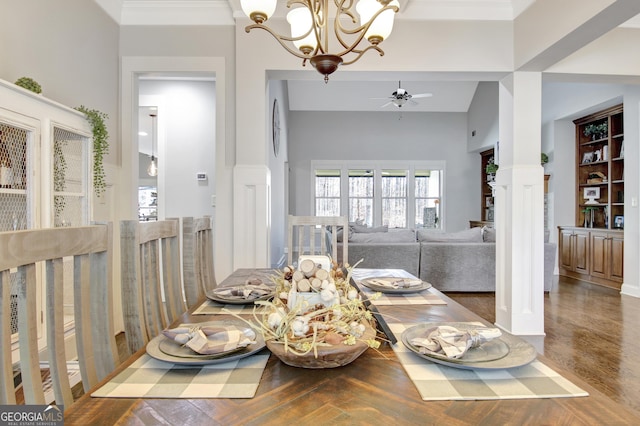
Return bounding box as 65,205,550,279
146,320,265,365
401,322,536,370
361,277,432,294
206,288,274,305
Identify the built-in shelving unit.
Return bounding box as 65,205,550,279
573,104,624,229
480,148,495,223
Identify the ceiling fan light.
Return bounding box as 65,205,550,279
287,7,318,53
241,0,277,24
357,0,399,44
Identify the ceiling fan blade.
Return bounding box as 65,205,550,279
380,101,393,108
411,93,433,99
408,99,419,106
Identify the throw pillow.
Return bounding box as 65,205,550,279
417,227,483,243
482,226,496,242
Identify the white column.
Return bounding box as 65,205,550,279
495,72,545,337
233,165,271,269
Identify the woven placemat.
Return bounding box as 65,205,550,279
91,353,269,399
389,322,588,401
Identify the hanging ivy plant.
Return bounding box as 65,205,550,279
75,105,109,196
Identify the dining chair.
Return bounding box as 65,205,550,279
182,216,216,308
0,223,118,408
287,215,348,266
120,219,185,356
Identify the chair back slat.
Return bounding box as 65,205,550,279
182,216,216,308
0,224,117,409
120,219,184,357
287,215,348,266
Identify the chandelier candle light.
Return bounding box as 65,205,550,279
240,0,400,82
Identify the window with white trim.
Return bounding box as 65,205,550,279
312,161,443,229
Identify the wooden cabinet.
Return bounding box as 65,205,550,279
573,105,624,229
590,230,623,284
558,226,623,289
559,227,589,276
480,148,495,223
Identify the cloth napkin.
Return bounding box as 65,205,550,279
368,277,424,289
410,325,502,359
210,280,273,300
162,324,256,355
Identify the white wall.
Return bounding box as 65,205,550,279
139,79,216,220
287,111,476,232
467,82,499,154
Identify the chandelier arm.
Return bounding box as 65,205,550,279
245,24,312,60
333,3,399,52
340,45,384,66
339,4,399,36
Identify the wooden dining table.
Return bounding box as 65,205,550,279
64,268,640,425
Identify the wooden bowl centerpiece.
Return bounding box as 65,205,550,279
243,259,380,369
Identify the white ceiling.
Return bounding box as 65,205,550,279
96,1,640,115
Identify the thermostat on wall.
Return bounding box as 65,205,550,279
196,172,207,181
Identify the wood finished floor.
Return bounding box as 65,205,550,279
447,275,640,417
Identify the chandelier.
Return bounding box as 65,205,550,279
240,0,400,82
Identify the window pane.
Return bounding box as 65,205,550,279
316,199,340,217
416,199,440,228
382,170,407,227
348,169,373,226
315,169,340,216
383,199,407,228
382,170,407,197
415,169,441,229
349,198,373,226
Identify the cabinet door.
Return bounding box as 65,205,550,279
610,234,624,282
559,229,574,271
590,232,608,279
573,231,589,274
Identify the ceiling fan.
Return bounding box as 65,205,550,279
376,81,433,108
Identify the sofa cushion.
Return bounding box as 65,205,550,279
417,227,483,243
349,229,415,243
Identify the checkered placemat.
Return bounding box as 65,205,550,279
358,284,446,306
389,323,588,401
193,299,259,315
91,353,270,399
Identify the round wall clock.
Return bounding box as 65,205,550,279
272,99,280,157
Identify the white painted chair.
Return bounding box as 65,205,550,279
0,223,118,408
120,219,184,356
182,216,216,308
287,215,348,266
